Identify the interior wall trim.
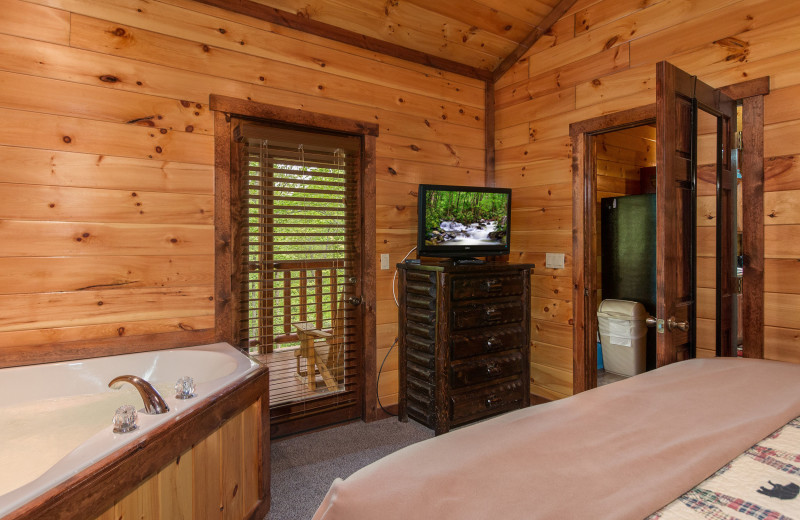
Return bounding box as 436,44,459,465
741,94,767,359
485,80,495,187
719,77,770,101
209,95,380,136
570,104,657,395
192,0,491,81
0,329,215,370
491,0,579,83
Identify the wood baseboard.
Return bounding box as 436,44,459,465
376,403,399,420
531,393,552,406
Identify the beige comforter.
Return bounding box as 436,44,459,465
313,358,800,520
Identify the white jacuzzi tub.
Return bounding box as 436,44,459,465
0,342,259,517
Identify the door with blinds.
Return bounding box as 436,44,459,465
236,120,364,437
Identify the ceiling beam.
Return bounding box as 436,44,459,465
192,0,492,81
492,0,578,83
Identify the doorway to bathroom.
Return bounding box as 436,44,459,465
592,123,657,387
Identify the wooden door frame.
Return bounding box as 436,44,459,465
210,94,380,422
570,78,769,394
571,105,656,394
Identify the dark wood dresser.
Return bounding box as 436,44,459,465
397,261,533,435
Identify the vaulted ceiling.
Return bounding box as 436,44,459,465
251,0,563,70
195,0,575,80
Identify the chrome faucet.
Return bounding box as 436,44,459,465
108,375,170,414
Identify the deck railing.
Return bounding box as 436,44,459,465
245,259,347,354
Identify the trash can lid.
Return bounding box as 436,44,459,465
597,299,649,320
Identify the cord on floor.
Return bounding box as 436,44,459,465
379,245,416,418
376,337,398,417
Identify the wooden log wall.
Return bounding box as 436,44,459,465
0,0,485,408
496,0,800,399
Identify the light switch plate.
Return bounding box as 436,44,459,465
545,252,565,269
380,253,390,270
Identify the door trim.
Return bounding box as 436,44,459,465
210,94,379,422
740,94,768,359
570,104,656,395
570,78,769,395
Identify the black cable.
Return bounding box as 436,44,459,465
376,337,399,417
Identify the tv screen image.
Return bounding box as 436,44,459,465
417,184,511,258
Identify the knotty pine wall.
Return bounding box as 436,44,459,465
496,0,800,400
0,0,485,407
595,126,655,200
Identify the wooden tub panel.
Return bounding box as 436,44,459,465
91,399,262,520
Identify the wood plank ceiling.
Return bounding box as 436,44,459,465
194,0,574,81
252,0,561,70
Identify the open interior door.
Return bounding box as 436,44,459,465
655,61,737,366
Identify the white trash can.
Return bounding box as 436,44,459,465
597,299,649,377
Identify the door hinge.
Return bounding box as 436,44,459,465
735,131,743,151
737,276,743,294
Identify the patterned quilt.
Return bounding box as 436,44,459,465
649,416,800,520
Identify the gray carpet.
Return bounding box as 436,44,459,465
267,417,433,520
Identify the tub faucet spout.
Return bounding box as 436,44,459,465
108,375,170,414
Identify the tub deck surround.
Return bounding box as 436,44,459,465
0,343,271,520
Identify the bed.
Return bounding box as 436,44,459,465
312,358,800,519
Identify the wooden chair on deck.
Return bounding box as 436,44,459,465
292,301,345,392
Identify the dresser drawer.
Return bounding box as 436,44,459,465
452,301,525,330
450,351,523,389
452,274,523,301
449,379,525,423
451,325,526,360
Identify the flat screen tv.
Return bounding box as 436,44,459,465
417,184,511,259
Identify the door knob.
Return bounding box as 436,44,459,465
667,317,690,332
347,296,362,305
645,316,657,327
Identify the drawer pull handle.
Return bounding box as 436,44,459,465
485,336,500,350
485,395,502,409
482,279,503,292
485,307,502,321
485,363,501,376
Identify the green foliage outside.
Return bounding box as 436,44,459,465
246,161,347,352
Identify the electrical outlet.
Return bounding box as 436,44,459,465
380,253,390,270
545,253,565,269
